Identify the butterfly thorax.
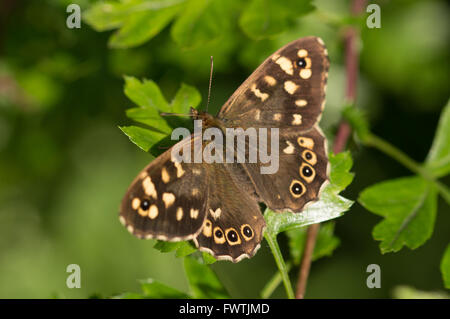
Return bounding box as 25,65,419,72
190,107,225,131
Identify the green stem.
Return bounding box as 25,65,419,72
365,133,450,204
264,233,295,299
261,262,293,299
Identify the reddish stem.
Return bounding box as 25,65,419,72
295,0,366,299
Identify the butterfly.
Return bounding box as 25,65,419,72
120,36,330,262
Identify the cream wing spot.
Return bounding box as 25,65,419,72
173,161,185,178
284,81,299,94
305,57,312,68
209,208,222,220
283,141,295,154
264,75,277,86
297,49,308,58
139,171,148,179
298,137,315,149
142,176,157,199
300,68,312,79
202,220,212,237
127,225,134,233
148,205,158,219
295,99,307,107
192,188,200,196
162,192,175,208
273,113,282,121
275,56,293,75
176,207,183,221
131,198,141,210
250,84,269,101
190,208,199,219
292,114,302,125
161,167,170,183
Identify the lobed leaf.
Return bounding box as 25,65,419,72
171,0,231,48
287,222,340,264
119,125,166,152
425,99,450,178
171,83,202,114
239,0,314,39
359,176,437,253
109,5,181,48
124,76,170,112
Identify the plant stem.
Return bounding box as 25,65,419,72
264,233,295,299
294,0,366,299
261,262,292,299
295,223,320,299
365,133,450,204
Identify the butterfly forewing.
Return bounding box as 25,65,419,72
120,136,209,241
218,36,329,132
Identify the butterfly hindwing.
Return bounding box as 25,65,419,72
242,126,329,213
193,163,265,262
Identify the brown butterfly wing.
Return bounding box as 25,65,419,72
242,126,329,213
218,36,329,132
120,135,209,241
217,37,330,214
193,163,265,262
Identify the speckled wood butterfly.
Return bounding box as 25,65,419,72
120,37,330,262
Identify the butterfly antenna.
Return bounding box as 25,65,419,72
206,56,214,113
160,112,194,117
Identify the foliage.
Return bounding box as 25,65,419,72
117,77,354,297
1,0,448,299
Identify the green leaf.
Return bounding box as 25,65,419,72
202,252,217,264
392,285,449,299
84,0,185,48
171,0,230,48
153,240,197,258
264,152,354,235
328,151,355,194
115,278,190,299
84,0,142,32
287,222,340,264
109,5,181,48
441,244,450,289
119,125,166,152
125,107,172,134
184,256,229,298
359,176,437,253
342,105,371,142
140,279,190,298
425,99,450,178
171,83,202,114
124,76,170,112
239,0,314,39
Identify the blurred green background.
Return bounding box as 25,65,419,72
0,0,448,298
